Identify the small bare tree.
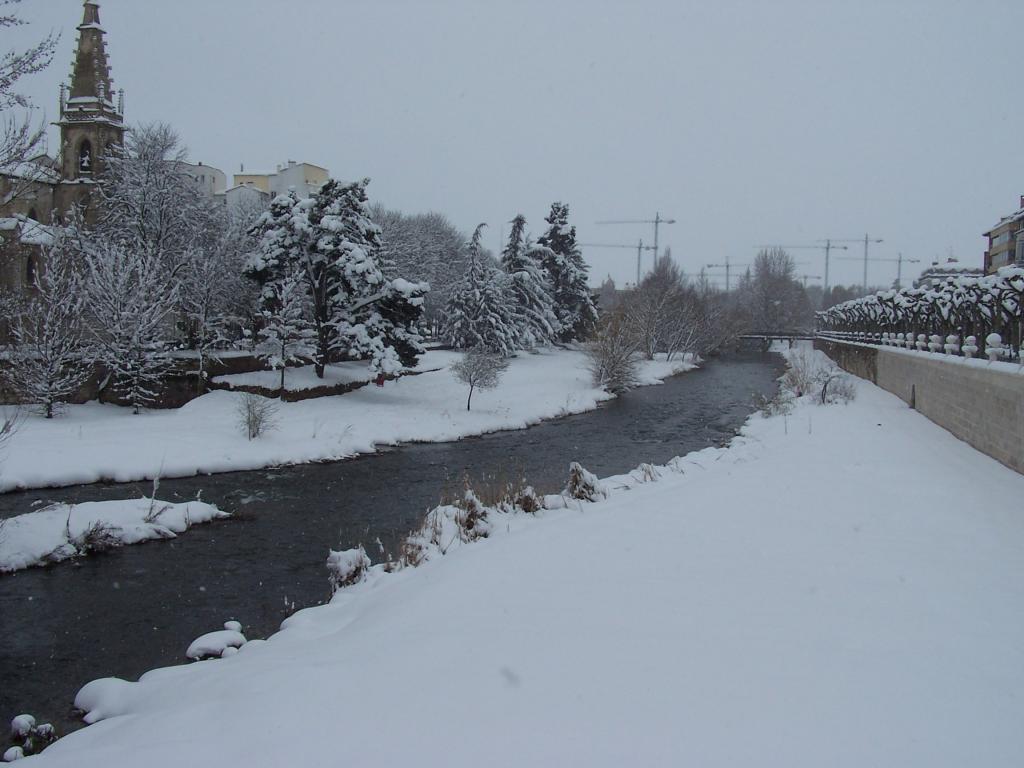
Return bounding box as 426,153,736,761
450,347,509,411
585,311,640,394
236,392,279,440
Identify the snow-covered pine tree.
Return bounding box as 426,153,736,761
4,237,90,418
255,270,315,392
537,202,598,342
442,224,520,356
500,214,559,348
247,180,427,378
82,240,178,414
312,179,427,375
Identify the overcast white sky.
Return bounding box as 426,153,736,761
8,0,1024,288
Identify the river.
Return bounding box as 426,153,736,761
0,351,782,735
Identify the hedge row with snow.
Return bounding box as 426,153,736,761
816,266,1024,359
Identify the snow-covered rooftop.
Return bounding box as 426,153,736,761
0,215,58,247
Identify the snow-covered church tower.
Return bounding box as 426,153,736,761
53,1,126,218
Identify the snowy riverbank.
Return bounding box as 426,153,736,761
0,498,227,574
0,349,695,493
29,346,1024,766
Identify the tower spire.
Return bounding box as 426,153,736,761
68,2,116,106
53,0,125,209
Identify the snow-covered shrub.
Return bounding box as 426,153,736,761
755,390,794,416
450,347,510,411
566,462,608,502
514,485,542,515
585,312,641,394
819,372,857,405
6,714,57,759
236,393,279,440
326,546,371,593
780,349,824,397
453,489,492,542
71,520,122,555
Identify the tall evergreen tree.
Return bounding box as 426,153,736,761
442,224,520,356
247,179,427,377
537,202,598,342
500,214,559,348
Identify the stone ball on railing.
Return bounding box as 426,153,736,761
928,334,943,353
944,334,959,355
985,333,1005,362
962,336,978,359
916,334,928,351
896,332,905,344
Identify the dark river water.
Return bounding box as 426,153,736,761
0,352,782,737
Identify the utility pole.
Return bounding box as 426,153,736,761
595,214,676,278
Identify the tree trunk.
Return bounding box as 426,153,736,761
466,384,474,411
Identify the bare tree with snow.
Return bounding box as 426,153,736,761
4,235,89,417
0,1,59,178
82,240,178,414
451,347,510,411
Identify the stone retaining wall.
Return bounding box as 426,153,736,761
815,339,1024,474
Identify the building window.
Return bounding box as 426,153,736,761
25,255,36,287
78,139,94,178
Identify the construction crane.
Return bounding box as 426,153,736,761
595,213,676,270
705,256,751,291
580,241,656,286
824,235,884,290
800,274,823,289
834,252,921,290
755,241,849,293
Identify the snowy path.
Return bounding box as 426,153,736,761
32,349,1024,767
0,349,693,493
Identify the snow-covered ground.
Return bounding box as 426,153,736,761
30,346,1024,766
0,498,226,573
0,349,695,492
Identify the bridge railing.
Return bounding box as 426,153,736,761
816,330,1023,364
815,266,1024,364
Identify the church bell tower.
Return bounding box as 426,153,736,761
54,1,126,218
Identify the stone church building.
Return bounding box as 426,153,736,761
0,1,126,293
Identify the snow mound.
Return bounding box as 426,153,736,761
186,629,247,661
0,498,228,574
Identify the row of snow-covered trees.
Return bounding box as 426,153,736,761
816,266,1024,356
441,203,598,355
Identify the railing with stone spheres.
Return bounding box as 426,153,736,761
815,266,1024,364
